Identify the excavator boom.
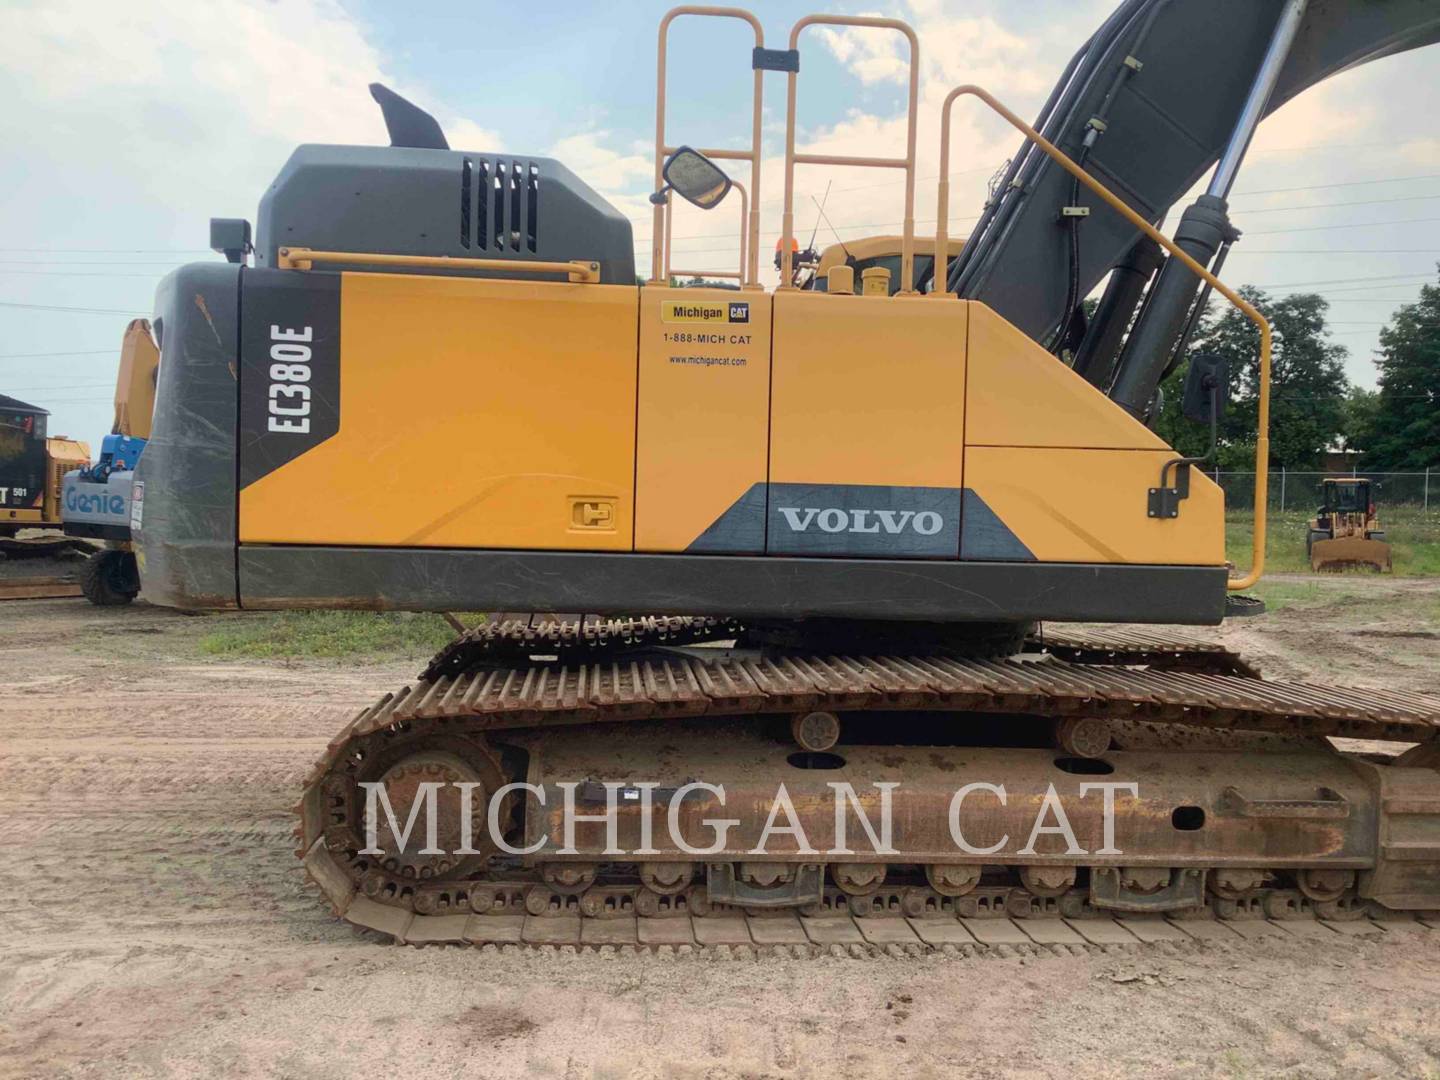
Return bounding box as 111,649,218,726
951,0,1440,411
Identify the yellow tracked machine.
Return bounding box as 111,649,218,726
1308,478,1392,573
132,2,1440,948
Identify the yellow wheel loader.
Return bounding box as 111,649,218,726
1307,478,1392,573
0,395,90,537
128,2,1440,949
0,394,93,598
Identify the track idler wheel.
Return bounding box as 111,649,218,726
1209,868,1265,900
740,862,792,888
1119,867,1171,894
639,861,696,895
366,751,491,882
925,863,981,897
1019,866,1075,898
1296,869,1355,903
833,863,887,896
541,863,598,895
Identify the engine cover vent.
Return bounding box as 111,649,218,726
467,158,541,254
255,144,634,284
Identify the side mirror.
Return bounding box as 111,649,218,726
652,147,732,210
1181,353,1228,425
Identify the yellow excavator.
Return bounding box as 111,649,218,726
130,2,1440,947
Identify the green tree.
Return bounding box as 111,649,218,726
1155,288,1349,469
1362,267,1440,469
1340,385,1379,454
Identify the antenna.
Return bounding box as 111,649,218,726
806,181,832,253
811,193,851,260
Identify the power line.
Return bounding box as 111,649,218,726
2,383,113,393
1233,172,1440,198
0,301,146,315
0,271,164,278
1235,193,1440,216
4,401,112,407
0,248,209,255
0,260,190,267
1247,216,1440,236
1223,248,1440,255
653,196,1440,246
628,170,1440,224
0,349,116,359
1252,272,1435,289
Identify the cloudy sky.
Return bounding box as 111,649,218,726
3,0,1439,447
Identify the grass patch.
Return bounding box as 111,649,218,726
1226,505,1440,576
197,611,462,660
1246,580,1368,613
1246,578,1440,626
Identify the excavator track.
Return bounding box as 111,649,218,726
1029,625,1261,678
426,616,1259,681
299,620,1440,952
421,615,744,680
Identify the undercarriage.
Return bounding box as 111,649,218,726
297,618,1440,951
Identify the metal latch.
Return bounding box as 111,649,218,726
571,498,615,530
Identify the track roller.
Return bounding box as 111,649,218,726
791,710,840,752
925,864,982,896
1054,716,1112,758
1019,866,1076,898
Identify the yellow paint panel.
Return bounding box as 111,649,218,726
636,287,770,552
965,303,1167,450
966,446,1223,565
770,292,967,486
240,274,638,550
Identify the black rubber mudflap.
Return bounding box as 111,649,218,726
1225,594,1265,618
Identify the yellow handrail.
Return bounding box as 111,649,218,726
665,179,750,285
937,85,1268,590
276,248,601,283
654,7,765,288
780,15,919,293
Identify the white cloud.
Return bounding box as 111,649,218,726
0,0,498,440
0,0,501,243
815,21,910,87
549,131,654,193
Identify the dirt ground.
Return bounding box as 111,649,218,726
2,577,1439,1079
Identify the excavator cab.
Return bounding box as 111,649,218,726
805,237,968,296
1307,477,1391,572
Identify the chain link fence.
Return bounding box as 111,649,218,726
1211,469,1438,511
